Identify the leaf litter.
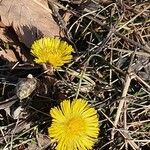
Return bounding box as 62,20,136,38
0,0,60,47
0,0,150,149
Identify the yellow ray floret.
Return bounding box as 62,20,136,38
31,37,74,68
48,99,99,150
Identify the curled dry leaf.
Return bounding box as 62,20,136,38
16,74,37,100
0,0,60,47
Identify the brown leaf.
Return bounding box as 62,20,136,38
0,27,19,45
0,0,60,47
0,49,19,62
0,20,5,28
28,133,51,150
0,47,28,63
0,26,34,63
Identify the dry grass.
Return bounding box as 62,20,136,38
0,0,150,149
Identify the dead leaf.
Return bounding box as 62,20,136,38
0,49,19,62
37,133,51,148
0,47,29,62
60,0,83,5
0,20,5,28
0,26,34,63
0,27,19,45
0,0,60,47
28,133,51,150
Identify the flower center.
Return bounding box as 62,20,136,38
65,117,85,136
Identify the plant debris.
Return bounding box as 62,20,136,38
0,0,60,47
0,0,150,149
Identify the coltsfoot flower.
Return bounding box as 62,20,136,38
48,99,99,150
31,37,74,69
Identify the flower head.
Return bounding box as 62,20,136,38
48,99,99,150
31,37,74,69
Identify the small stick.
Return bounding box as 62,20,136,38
111,51,136,142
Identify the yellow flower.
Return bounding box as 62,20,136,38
48,99,99,150
31,37,74,68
